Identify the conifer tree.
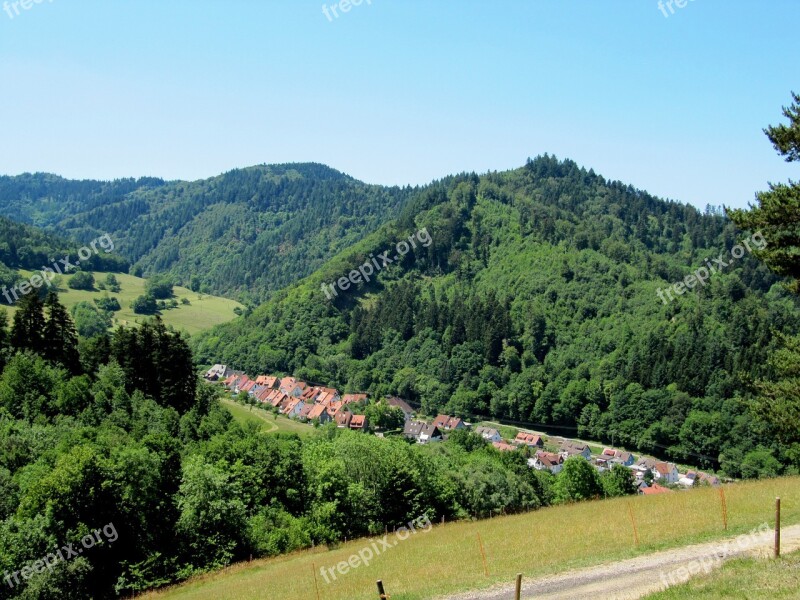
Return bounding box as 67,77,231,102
42,291,81,374
729,91,800,293
10,293,46,355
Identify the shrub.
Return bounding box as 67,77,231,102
131,294,158,315
68,271,95,291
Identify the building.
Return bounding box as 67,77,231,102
559,442,591,461
640,483,673,495
350,415,368,431
204,364,230,381
653,462,680,484
531,451,564,474
476,426,502,443
432,415,466,431
492,441,516,452
514,432,544,447
386,397,415,421
403,420,442,444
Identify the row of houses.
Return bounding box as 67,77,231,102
468,424,722,492
205,364,416,432
207,366,721,489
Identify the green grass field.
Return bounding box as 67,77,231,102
221,398,316,437
643,548,800,599
5,271,242,336
143,476,800,600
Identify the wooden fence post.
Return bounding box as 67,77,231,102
515,573,522,600
775,497,781,558
718,487,728,531
477,532,489,576
627,502,640,547
312,563,321,600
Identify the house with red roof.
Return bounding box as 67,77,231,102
653,462,680,484
342,393,368,405
255,375,279,389
335,409,353,428
233,376,252,394
307,403,332,424
492,441,517,452
640,483,673,495
282,399,305,418
350,415,368,431
432,415,465,431
531,451,564,474
514,432,544,447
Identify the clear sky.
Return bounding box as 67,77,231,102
0,0,797,209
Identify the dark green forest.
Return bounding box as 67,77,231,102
192,155,800,478
0,165,412,304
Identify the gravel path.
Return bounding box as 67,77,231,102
436,524,800,600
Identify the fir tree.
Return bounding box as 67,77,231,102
10,293,46,355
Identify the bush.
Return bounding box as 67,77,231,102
105,273,121,293
95,295,121,312
131,294,158,315
145,275,173,300
71,301,112,337
68,271,95,291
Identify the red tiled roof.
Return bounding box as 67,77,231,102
642,483,672,495
432,415,463,430
342,393,368,404
308,404,328,420
654,462,674,475
492,441,516,452
514,432,543,446
350,415,366,429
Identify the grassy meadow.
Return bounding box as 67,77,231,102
143,476,800,600
221,398,316,437
5,271,242,336
643,548,800,599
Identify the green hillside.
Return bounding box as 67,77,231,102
0,164,413,303
141,476,800,600
644,549,800,599
7,271,242,336
191,155,800,477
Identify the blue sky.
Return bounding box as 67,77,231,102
0,1,797,209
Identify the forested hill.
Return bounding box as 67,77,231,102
192,155,800,477
0,216,128,296
0,164,413,303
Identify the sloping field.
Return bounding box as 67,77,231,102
143,477,800,600
6,271,242,335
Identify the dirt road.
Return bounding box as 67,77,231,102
438,524,800,600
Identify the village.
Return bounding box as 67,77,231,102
205,364,721,495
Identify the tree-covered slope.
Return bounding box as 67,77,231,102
192,155,800,477
0,164,413,303
0,216,128,299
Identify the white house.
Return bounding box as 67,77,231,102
653,462,680,484
530,451,564,474
475,426,502,443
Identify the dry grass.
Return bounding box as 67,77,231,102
143,476,800,600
